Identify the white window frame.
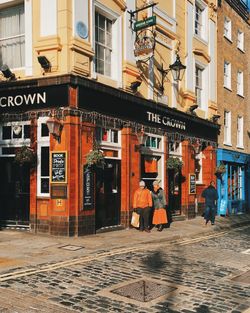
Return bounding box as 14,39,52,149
96,127,121,159
237,70,244,97
224,17,232,41
236,116,244,148
237,30,244,52
224,111,232,146
194,0,207,41
92,2,122,83
0,4,25,70
195,64,203,108
37,117,50,197
224,61,231,90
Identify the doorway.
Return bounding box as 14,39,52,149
168,169,182,215
95,159,121,230
0,157,30,227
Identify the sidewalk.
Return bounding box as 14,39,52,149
0,214,250,273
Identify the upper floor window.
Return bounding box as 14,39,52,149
0,4,25,69
195,65,203,108
237,116,244,148
96,128,119,144
94,12,112,77
195,3,203,36
145,135,162,150
224,17,232,41
0,123,30,142
224,61,231,90
237,30,244,51
224,111,231,145
237,70,244,97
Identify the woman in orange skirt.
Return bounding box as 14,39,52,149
152,180,168,231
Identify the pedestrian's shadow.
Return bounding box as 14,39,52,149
195,305,210,312
143,251,165,270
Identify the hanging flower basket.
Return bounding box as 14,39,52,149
85,149,105,168
14,146,36,167
215,163,226,175
167,157,183,172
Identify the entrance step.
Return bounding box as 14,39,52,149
172,215,186,222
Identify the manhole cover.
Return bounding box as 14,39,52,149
111,279,177,302
59,245,84,251
242,249,250,255
231,270,250,284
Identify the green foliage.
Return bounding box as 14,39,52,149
86,149,105,167
167,157,183,171
15,146,36,167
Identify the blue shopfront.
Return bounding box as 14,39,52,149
217,149,250,215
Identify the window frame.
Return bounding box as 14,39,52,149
194,0,207,42
0,3,25,69
37,117,50,197
224,17,232,41
236,116,244,148
223,111,232,146
237,70,244,97
195,65,203,108
224,61,231,90
237,30,244,52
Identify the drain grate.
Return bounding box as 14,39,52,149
111,279,177,302
59,245,84,251
231,270,250,284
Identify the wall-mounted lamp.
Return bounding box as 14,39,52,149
211,114,221,123
135,127,148,151
157,53,186,93
1,64,16,81
187,104,198,115
37,56,51,72
191,139,202,155
130,80,141,93
46,115,63,143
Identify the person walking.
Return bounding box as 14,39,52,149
201,181,218,225
133,180,152,232
152,180,168,231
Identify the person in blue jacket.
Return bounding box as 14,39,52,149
201,181,218,225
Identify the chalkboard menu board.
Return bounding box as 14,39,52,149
50,151,67,183
83,166,95,210
189,174,196,194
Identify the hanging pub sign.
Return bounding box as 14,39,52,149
83,166,95,210
50,151,67,183
134,29,155,61
189,174,196,194
134,16,156,31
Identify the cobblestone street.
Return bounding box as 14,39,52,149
0,224,249,313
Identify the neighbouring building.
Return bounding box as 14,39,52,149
0,0,219,236
217,0,250,216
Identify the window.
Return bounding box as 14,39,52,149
237,116,244,148
237,30,244,51
224,61,231,89
224,111,231,145
145,136,162,150
0,123,30,142
224,17,232,41
237,70,244,96
0,4,25,69
96,128,119,144
37,118,50,196
195,3,203,36
195,65,203,107
95,12,112,77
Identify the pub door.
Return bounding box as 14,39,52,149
168,169,182,215
95,159,121,230
0,157,30,228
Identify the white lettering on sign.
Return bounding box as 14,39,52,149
147,111,186,130
0,92,46,108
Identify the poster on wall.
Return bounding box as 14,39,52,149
50,151,67,183
219,199,227,215
83,166,95,210
189,174,196,194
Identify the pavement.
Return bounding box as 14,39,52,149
0,213,250,274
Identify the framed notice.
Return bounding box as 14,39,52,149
50,151,67,183
83,166,95,210
189,174,196,194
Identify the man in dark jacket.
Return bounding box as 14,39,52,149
201,181,218,225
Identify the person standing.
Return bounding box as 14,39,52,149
201,181,218,225
152,180,168,231
133,180,152,232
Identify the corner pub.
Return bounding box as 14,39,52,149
0,74,219,236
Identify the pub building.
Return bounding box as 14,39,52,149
0,74,219,236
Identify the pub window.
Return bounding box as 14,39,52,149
145,135,161,150
96,128,119,144
2,126,11,140
1,123,30,141
37,117,50,196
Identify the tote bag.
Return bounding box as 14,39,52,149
131,211,140,228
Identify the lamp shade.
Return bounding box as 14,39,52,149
169,54,186,81
46,117,62,138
